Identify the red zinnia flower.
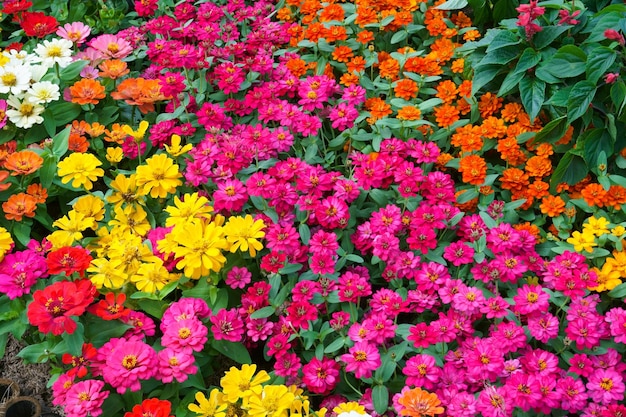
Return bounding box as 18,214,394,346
46,246,93,277
88,292,130,321
1,0,32,15
20,12,58,38
27,279,96,335
124,398,173,417
62,343,97,378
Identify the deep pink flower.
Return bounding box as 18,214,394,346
63,379,109,417
403,353,441,389
568,353,593,377
605,29,626,45
301,356,340,395
0,249,48,299
587,369,625,404
162,317,208,352
513,284,549,316
557,376,588,413
527,312,559,343
341,341,381,379
102,338,157,394
407,322,437,348
210,308,245,342
273,351,301,378
156,347,197,384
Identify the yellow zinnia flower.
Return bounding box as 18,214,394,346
135,153,182,198
49,210,91,248
165,192,213,227
589,264,622,292
107,173,146,209
220,364,270,403
57,152,104,190
0,227,13,262
106,147,124,163
165,134,193,157
122,120,149,142
247,385,295,417
188,389,227,417
566,230,597,253
108,205,151,236
582,216,610,237
87,257,128,289
223,215,266,257
72,194,105,229
130,259,174,293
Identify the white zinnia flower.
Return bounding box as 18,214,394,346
27,81,60,104
2,49,37,66
32,38,74,69
6,95,45,129
29,64,48,83
0,64,32,95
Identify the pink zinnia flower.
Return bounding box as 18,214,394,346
225,266,252,289
403,353,441,389
273,351,301,378
63,379,109,417
0,99,7,130
513,284,549,316
210,308,244,342
444,241,475,267
302,356,340,395
587,369,625,405
89,34,133,59
102,338,157,394
156,347,197,383
341,341,380,379
527,312,559,343
161,317,208,352
568,353,593,377
452,284,485,314
0,249,48,299
52,372,75,406
121,310,156,338
557,376,588,413
213,179,248,213
407,322,437,348
56,22,91,45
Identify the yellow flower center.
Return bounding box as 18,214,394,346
1,73,16,86
123,354,138,370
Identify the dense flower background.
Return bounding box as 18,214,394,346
1,0,626,416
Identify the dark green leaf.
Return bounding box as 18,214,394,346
531,116,568,145
519,77,546,121
390,31,407,44
609,282,626,299
39,156,59,189
550,153,587,191
324,337,346,354
62,321,84,356
52,126,71,158
586,46,618,84
486,30,521,52
492,0,519,23
435,0,468,9
582,129,613,169
12,221,31,247
372,385,389,414
299,224,310,245
611,82,626,116
212,340,251,364
472,65,502,94
250,306,275,319
567,80,596,123
59,60,89,82
498,71,525,97
544,45,587,78
514,48,541,74
478,47,520,66
533,25,571,50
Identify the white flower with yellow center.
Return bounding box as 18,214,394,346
32,38,74,68
6,95,45,128
2,49,37,66
27,81,60,104
0,64,31,95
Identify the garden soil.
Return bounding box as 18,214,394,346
1,335,64,416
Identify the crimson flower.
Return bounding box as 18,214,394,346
87,292,130,321
1,0,32,15
27,279,96,335
62,343,97,378
46,246,93,277
20,11,58,38
124,398,173,417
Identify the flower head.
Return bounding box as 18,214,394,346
57,153,104,190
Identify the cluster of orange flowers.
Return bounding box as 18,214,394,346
0,149,48,221
110,77,170,114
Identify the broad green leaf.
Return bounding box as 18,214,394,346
478,47,520,66
435,0,468,9
39,156,59,189
531,116,568,145
519,77,545,121
61,321,84,356
299,223,310,245
533,25,571,50
250,306,275,319
567,80,597,123
372,385,389,415
472,65,502,94
609,282,626,299
59,60,89,82
486,30,521,53
544,45,587,78
582,129,613,169
586,46,618,84
212,340,251,364
498,71,525,97
514,48,541,73
390,31,408,44
492,0,520,23
52,126,71,157
611,81,626,116
550,152,587,191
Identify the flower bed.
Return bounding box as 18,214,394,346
0,0,626,416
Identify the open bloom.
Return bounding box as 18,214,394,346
57,153,104,190
64,379,109,417
135,154,182,198
396,387,444,417
340,341,381,379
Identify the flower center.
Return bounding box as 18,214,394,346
1,73,16,86
122,354,138,370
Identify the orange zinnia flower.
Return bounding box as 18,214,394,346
528,180,550,199
478,92,503,118
514,222,541,240
365,97,392,123
3,150,43,176
322,25,348,42
458,154,487,185
451,124,483,154
379,58,400,80
500,102,524,122
398,387,444,417
394,78,419,100
26,183,47,204
68,133,89,153
481,116,507,139
435,80,458,104
500,168,530,191
69,78,106,105
104,123,127,144
356,30,375,44
3,193,38,221
540,195,566,217
581,183,607,208
332,45,354,63
525,156,552,178
355,6,378,27
339,73,360,86
347,56,366,74
319,3,344,22
607,185,626,210
397,106,422,121
98,59,130,79
286,58,307,77
434,104,460,128
110,78,168,114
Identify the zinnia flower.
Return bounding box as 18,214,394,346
69,78,106,105
64,379,109,417
57,153,104,190
396,387,444,417
223,215,266,257
135,153,183,198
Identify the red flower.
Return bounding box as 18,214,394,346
124,398,173,417
20,11,58,37
46,246,93,277
61,343,97,378
27,279,96,335
1,0,32,15
88,292,130,321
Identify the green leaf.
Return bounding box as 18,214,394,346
39,155,59,190
212,339,252,364
62,321,84,356
515,48,542,73
45,102,82,127
324,337,346,354
586,46,618,84
486,30,522,52
532,25,571,50
498,71,525,97
611,82,626,116
519,77,546,121
582,129,613,169
390,31,407,44
472,65,502,94
435,0,468,9
478,47,520,66
544,45,587,78
531,115,568,145
52,126,71,158
550,152,587,191
299,224,310,245
609,282,626,298
59,60,89,82
372,385,389,414
250,306,275,319
567,80,596,123
12,221,31,247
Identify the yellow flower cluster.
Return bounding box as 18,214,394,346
188,364,325,417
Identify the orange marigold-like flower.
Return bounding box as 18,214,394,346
435,80,458,104
534,143,554,157
98,59,129,79
339,73,360,86
437,152,454,168
276,7,292,21
355,6,378,27
356,30,375,44
540,195,566,217
434,104,460,128
26,183,47,204
528,180,549,199
394,78,419,100
478,92,503,118
452,11,473,28
87,122,106,137
319,3,344,22
451,124,483,154
463,29,481,41
347,56,366,74
3,193,38,221
458,154,487,185
397,387,444,417
606,185,626,210
511,189,534,210
365,97,392,123
110,78,168,114
322,25,348,42
426,17,447,36
397,106,422,121
286,58,307,77
581,183,607,208
497,137,526,165
500,168,529,191
525,156,552,178
514,222,541,240
428,38,456,64
68,133,89,153
481,116,507,139
69,78,106,106
3,150,43,176
404,56,442,76
451,58,465,74
379,58,400,80
104,123,127,144
500,102,524,122
0,171,10,192
458,80,472,98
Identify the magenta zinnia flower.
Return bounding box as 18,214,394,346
63,379,109,417
102,338,157,394
302,356,340,395
341,341,381,379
